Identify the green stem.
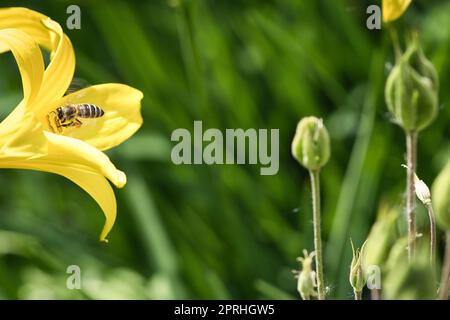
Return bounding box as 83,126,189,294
439,232,450,300
426,203,436,266
309,169,325,300
406,131,417,262
354,290,362,300
388,26,402,62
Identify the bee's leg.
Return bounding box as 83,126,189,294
47,112,62,133
55,117,64,133
46,114,55,133
56,121,63,133
62,119,81,128
73,118,83,128
61,122,73,128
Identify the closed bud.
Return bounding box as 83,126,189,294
291,117,330,171
294,250,317,300
349,239,367,294
432,161,450,231
385,36,439,132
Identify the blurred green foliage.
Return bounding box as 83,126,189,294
1,0,450,299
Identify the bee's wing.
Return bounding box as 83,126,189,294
65,77,90,96
65,88,87,105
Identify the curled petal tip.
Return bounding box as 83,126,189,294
116,170,127,188
136,89,144,100
40,17,60,30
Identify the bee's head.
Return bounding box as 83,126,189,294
56,107,64,119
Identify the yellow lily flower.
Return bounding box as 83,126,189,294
0,8,144,241
383,0,412,22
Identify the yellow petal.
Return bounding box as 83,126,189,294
0,8,51,50
0,114,125,187
34,18,75,109
43,131,127,188
0,114,124,241
0,28,44,108
0,113,46,159
0,7,75,108
38,84,144,151
383,0,412,22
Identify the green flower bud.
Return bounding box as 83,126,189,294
363,203,400,268
291,117,330,171
432,161,450,231
385,37,439,132
349,239,367,294
384,238,436,299
293,250,317,300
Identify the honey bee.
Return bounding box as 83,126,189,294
47,103,105,133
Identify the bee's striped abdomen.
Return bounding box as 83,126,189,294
77,104,105,118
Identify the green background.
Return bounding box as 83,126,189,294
0,0,449,299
